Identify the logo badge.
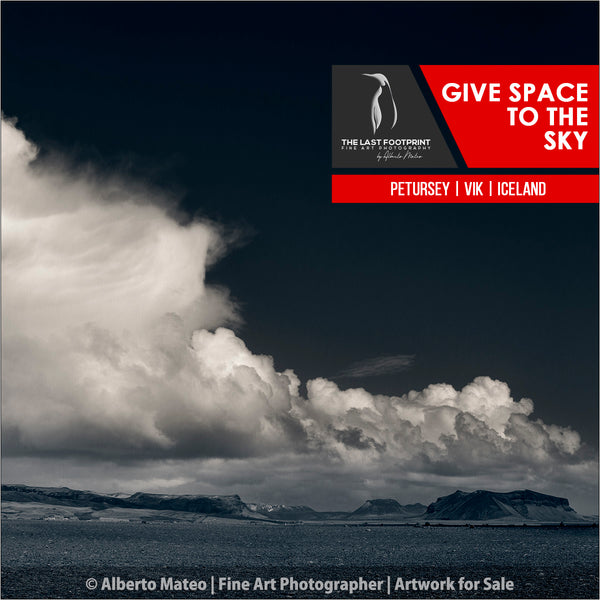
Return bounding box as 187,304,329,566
332,65,457,168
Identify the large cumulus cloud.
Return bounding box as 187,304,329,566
2,118,597,513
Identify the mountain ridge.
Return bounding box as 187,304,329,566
1,484,591,523
347,498,427,519
424,489,586,522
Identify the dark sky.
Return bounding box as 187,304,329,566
2,1,598,448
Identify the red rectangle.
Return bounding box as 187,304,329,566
420,66,599,169
332,175,599,203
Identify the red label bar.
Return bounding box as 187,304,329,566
332,175,599,203
420,66,599,169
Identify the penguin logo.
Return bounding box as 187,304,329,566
363,73,397,134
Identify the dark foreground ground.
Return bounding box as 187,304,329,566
2,520,598,598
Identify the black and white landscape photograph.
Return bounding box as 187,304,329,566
2,2,598,599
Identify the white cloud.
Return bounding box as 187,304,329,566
2,118,597,514
2,117,236,338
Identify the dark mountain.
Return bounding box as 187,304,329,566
348,498,427,519
127,492,248,516
425,489,586,521
2,485,250,518
2,485,132,509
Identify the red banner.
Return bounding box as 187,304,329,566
332,175,599,203
420,65,599,169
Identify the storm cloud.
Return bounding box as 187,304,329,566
2,118,597,513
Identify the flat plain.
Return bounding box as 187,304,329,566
1,520,598,598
